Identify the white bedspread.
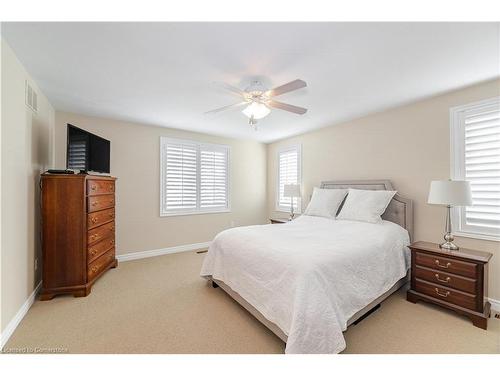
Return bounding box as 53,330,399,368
200,215,410,354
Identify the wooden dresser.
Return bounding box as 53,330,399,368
40,174,118,300
407,241,492,329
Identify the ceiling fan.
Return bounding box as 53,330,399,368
206,79,308,129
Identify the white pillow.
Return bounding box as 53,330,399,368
303,187,348,218
336,188,396,224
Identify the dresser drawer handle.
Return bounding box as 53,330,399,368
91,217,98,223
109,185,114,191
91,266,99,274
110,239,115,245
435,274,451,283
90,249,97,256
90,234,99,241
91,201,98,206
109,212,114,218
435,288,450,298
110,226,115,231
91,185,97,191
434,260,451,269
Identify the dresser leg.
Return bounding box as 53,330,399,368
74,285,92,298
39,292,55,301
406,290,418,304
471,316,488,330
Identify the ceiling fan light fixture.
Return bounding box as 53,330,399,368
242,102,271,120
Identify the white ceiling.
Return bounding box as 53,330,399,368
2,22,499,143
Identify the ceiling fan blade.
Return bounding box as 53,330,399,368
267,79,307,97
205,101,248,114
213,82,246,97
268,100,308,115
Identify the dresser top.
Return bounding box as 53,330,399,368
409,241,493,263
41,173,116,180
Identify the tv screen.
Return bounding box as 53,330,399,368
67,124,110,173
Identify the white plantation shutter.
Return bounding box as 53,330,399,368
200,145,229,210
160,137,230,215
451,97,500,240
277,145,301,212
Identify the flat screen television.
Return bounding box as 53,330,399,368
67,124,110,173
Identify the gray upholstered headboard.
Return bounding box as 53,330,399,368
319,180,414,241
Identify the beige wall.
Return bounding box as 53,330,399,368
54,112,268,255
267,79,500,301
1,39,55,333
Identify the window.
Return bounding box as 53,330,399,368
160,137,230,216
276,144,301,212
450,97,500,241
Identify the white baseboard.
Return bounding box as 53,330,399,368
489,298,500,313
116,241,211,262
1,281,42,350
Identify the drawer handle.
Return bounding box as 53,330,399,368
90,249,97,256
109,212,114,218
91,266,99,274
90,234,99,241
110,200,114,205
91,201,98,206
434,260,451,269
435,274,451,283
109,185,114,191
91,217,98,223
91,185,97,191
110,239,115,245
110,226,115,231
435,288,450,298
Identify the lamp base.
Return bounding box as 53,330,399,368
439,241,459,251
439,208,460,250
439,231,459,250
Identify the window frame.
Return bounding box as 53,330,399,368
450,96,500,242
160,137,231,217
275,144,302,213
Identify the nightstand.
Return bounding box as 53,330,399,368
269,218,289,224
407,241,493,330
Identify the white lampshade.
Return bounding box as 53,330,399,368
284,184,301,198
428,180,472,206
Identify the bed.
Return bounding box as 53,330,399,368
200,180,413,354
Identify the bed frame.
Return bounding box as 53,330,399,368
210,179,414,343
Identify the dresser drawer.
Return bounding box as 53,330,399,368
414,266,476,294
88,208,115,230
415,252,477,278
87,180,115,196
88,194,115,213
415,279,477,311
87,221,115,245
87,237,115,263
88,248,115,281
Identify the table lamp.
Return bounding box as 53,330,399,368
427,180,472,250
284,184,301,220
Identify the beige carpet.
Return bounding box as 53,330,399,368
4,250,499,354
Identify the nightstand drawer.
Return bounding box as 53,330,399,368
414,266,476,294
415,279,477,311
415,252,477,278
